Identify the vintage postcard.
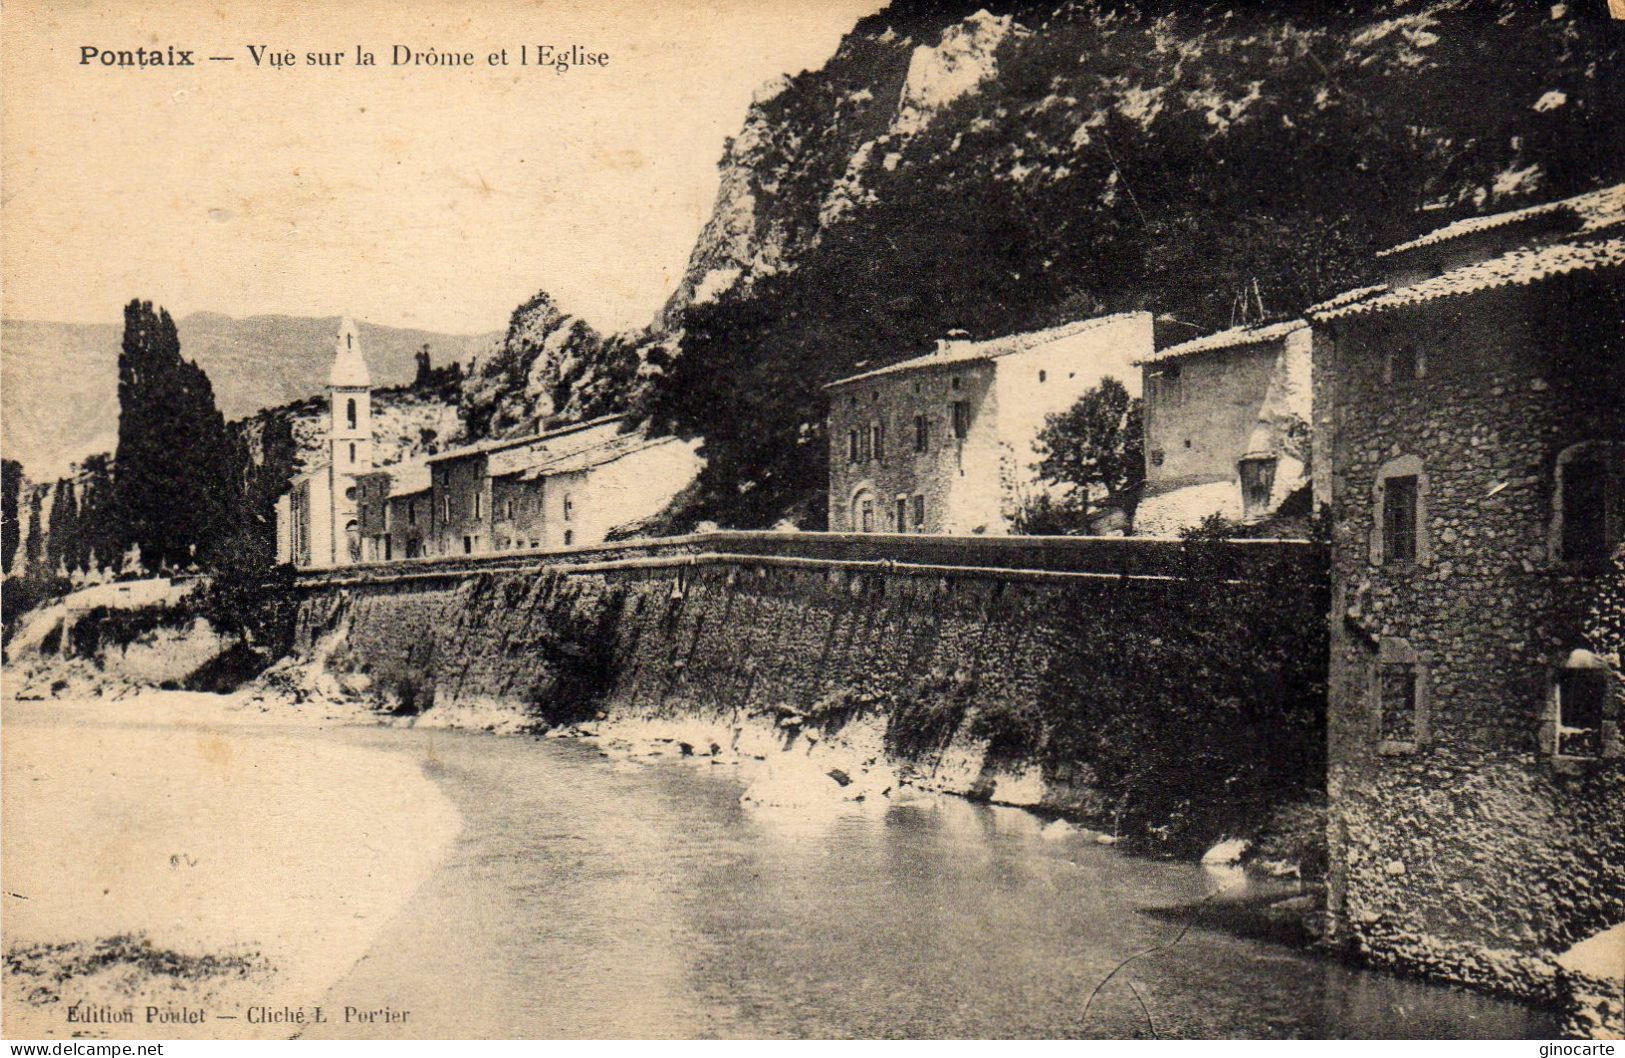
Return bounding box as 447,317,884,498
2,0,1622,1046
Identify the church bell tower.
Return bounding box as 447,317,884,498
328,316,372,564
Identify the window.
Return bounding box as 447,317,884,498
384,537,392,561
408,500,417,526
1553,443,1621,565
913,494,925,529
951,376,961,391
952,400,970,439
1150,450,1165,468
848,429,860,464
346,398,357,430
463,535,473,555
505,498,515,520
871,423,884,462
1383,475,1419,562
1385,345,1424,383
442,495,452,522
563,494,574,521
1374,637,1427,752
1239,456,1278,520
345,485,357,501
1556,650,1609,758
473,492,482,520
860,497,875,533
1562,457,1608,562
1379,664,1418,744
1038,370,1047,383
896,497,907,532
1154,366,1183,406
563,529,574,546
914,414,929,453
349,442,357,464
1372,455,1427,567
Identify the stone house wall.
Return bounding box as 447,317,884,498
1318,272,1625,1013
827,361,1001,534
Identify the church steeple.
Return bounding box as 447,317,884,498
329,315,370,389
328,315,372,519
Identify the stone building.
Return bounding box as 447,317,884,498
424,416,625,557
1309,183,1624,1033
1134,319,1311,534
275,318,373,568
421,416,702,556
488,432,704,551
353,459,431,562
824,312,1153,534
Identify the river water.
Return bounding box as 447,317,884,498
313,726,1553,1039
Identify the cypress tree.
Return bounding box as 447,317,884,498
1,459,20,574
113,299,243,571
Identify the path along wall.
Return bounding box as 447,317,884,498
292,532,1328,856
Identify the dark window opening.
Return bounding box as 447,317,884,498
952,400,970,439
871,423,885,462
912,494,925,529
896,498,907,532
463,535,473,555
1380,663,1418,744
848,430,860,464
1239,457,1277,518
1561,457,1609,564
1387,345,1423,384
346,398,357,430
1150,450,1165,468
1384,475,1419,563
914,414,928,453
1557,666,1607,758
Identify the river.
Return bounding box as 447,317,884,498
305,725,1552,1039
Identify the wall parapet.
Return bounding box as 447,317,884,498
292,530,1327,590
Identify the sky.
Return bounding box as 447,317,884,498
1,0,886,336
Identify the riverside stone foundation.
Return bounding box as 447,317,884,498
292,532,1327,849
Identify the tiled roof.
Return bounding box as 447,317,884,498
1313,237,1625,321
515,434,676,480
1303,285,1388,318
825,312,1146,389
1376,184,1625,258
382,459,431,496
1135,319,1306,367
425,414,624,464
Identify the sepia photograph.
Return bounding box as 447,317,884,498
1,0,1621,1045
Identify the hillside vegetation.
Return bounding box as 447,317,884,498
476,0,1625,531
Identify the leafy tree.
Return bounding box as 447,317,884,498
1030,377,1145,516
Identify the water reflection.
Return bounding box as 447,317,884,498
319,728,1554,1040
